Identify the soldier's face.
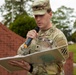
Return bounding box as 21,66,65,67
34,12,52,30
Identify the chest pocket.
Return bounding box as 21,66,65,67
35,36,54,51
30,35,55,53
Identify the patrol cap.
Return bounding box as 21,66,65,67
32,0,51,15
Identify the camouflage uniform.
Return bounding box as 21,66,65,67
17,26,69,75
17,0,69,75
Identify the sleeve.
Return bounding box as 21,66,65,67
17,43,34,73
29,64,33,73
54,31,69,60
17,43,30,55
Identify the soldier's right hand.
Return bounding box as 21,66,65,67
26,30,38,39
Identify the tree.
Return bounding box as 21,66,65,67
74,20,76,28
52,6,75,41
71,31,76,42
0,0,33,26
9,13,36,38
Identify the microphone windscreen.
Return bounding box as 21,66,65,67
34,27,40,33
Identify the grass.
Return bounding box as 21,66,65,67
68,44,76,75
68,44,76,62
74,67,76,75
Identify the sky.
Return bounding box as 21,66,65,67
50,0,76,11
0,0,76,21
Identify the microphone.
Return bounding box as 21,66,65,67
24,26,40,48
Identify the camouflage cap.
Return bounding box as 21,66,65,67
32,0,51,15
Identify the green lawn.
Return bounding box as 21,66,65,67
74,67,76,75
68,44,76,75
68,44,76,62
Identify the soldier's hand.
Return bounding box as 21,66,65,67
26,30,38,39
9,60,31,71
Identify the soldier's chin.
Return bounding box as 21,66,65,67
38,24,42,28
38,25,43,28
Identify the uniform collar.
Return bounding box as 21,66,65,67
38,25,56,36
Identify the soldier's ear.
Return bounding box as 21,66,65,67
48,12,52,18
49,12,52,16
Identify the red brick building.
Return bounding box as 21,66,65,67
0,23,27,75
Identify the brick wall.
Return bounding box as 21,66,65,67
0,23,27,75
64,52,73,75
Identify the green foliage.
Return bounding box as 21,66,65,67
71,31,76,42
74,20,76,28
0,0,33,26
9,14,36,38
52,6,75,41
52,6,74,27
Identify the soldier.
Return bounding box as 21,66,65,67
10,0,69,75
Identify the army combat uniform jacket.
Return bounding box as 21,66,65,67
17,26,69,75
